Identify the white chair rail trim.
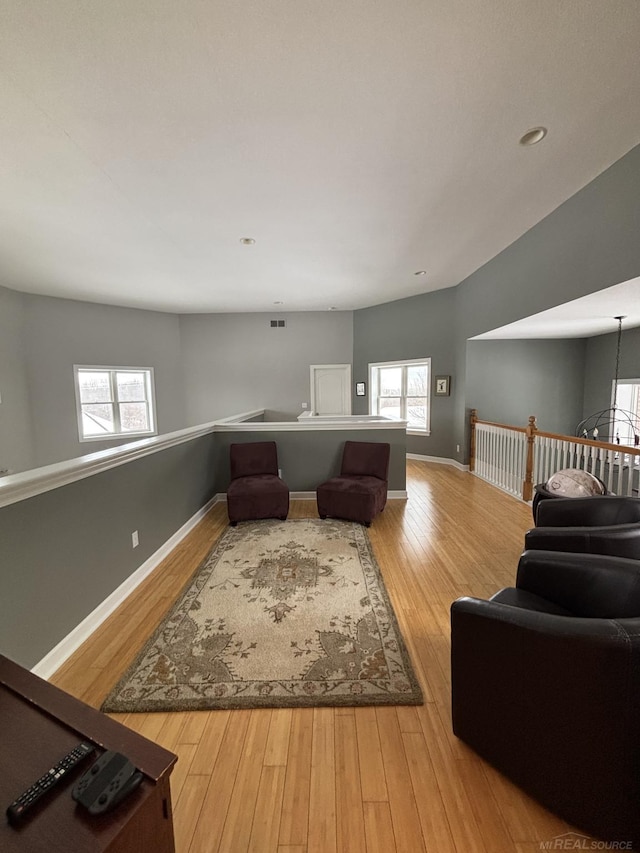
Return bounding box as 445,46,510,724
0,410,407,509
0,412,260,510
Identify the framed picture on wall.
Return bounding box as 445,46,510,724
355,382,366,397
435,375,450,396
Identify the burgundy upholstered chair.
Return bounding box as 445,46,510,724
316,440,390,526
227,441,289,525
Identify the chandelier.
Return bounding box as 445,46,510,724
575,316,640,446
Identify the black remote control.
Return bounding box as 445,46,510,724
6,741,94,826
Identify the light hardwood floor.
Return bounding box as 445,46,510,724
51,459,589,852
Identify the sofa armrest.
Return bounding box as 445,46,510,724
515,550,640,617
450,597,640,843
536,495,640,527
524,523,640,560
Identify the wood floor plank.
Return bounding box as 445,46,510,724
187,710,251,853
264,708,293,767
307,707,337,853
375,706,427,853
169,742,197,806
218,710,272,852
354,706,388,803
457,756,517,852
179,710,212,745
400,731,457,853
335,712,366,853
152,711,189,751
248,764,286,853
188,709,230,775
362,801,397,853
279,707,313,848
48,462,602,853
173,773,209,853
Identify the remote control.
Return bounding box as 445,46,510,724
6,741,94,826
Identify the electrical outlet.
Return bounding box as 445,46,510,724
301,402,308,409
456,444,460,453
132,530,139,548
278,468,283,479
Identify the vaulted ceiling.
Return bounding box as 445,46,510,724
1,1,639,316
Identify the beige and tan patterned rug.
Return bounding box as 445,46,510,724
101,518,423,712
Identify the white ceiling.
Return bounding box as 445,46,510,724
1,1,639,316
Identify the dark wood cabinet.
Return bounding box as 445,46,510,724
0,655,176,853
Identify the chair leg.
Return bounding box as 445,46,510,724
319,514,327,520
230,521,237,527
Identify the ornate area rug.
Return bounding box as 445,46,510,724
101,519,422,712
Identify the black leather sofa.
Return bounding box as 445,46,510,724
451,549,640,846
525,495,640,559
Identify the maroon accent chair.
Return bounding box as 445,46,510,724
316,441,390,526
227,442,289,526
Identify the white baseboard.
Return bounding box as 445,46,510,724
32,494,223,680
230,490,408,501
407,452,469,472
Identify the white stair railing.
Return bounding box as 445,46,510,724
473,421,528,499
470,409,640,501
533,435,639,496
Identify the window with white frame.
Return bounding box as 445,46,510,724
369,358,431,434
612,379,640,447
74,366,156,442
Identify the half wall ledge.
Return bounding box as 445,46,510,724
0,410,407,509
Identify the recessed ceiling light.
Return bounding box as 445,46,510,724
519,127,547,146
239,237,255,245
273,300,283,305
414,270,427,276
328,306,338,311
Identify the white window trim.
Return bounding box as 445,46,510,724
368,357,431,436
611,378,640,447
73,365,157,443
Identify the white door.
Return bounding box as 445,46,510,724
310,364,352,416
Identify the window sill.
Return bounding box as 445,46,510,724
407,429,430,437
79,431,157,443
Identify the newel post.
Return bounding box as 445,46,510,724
469,409,478,472
522,415,538,501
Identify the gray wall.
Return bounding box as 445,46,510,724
213,428,406,493
179,311,354,425
2,142,640,668
466,338,586,435
0,286,34,474
1,297,353,474
455,144,640,341
583,325,640,428
0,424,404,669
353,288,456,458
23,294,186,468
451,142,640,457
349,143,640,461
0,435,217,669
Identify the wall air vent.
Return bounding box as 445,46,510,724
270,320,286,328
